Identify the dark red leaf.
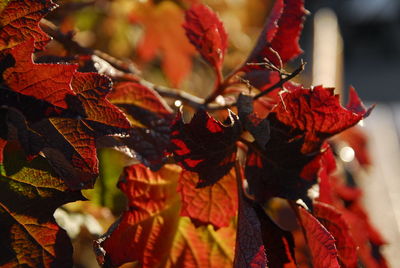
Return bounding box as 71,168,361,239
233,168,266,268
183,4,228,71
170,109,240,187
105,81,173,170
299,207,340,268
246,86,369,203
177,169,237,228
254,205,297,268
237,94,270,148
0,0,57,50
314,202,358,268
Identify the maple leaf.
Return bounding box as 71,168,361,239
183,3,228,73
170,109,241,187
105,81,173,170
130,1,196,87
177,169,237,228
1,41,131,189
95,164,235,267
0,0,56,51
246,86,370,203
314,202,358,268
299,207,341,268
0,142,84,267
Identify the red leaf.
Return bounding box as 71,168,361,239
244,0,306,68
314,202,358,268
177,169,237,228
98,164,181,267
246,86,368,203
299,207,340,268
346,86,373,116
183,4,228,71
272,86,368,154
3,40,77,110
0,0,56,50
96,164,235,267
170,109,240,186
1,41,131,189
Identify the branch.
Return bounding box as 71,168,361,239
40,19,208,110
39,19,139,75
253,60,305,100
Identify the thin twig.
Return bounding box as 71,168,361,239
253,60,306,100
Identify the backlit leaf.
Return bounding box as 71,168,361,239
314,202,358,268
130,1,196,86
177,169,237,228
299,207,340,268
0,0,56,50
1,41,131,189
244,0,306,68
96,164,235,267
183,3,228,71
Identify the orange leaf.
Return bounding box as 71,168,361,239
96,164,236,267
0,0,56,50
177,169,238,228
130,1,196,87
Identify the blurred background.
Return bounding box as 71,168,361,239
46,0,400,266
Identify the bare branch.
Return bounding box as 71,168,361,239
253,60,306,100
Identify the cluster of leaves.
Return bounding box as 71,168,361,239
0,0,389,267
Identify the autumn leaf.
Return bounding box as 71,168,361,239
183,3,228,72
243,0,306,68
105,81,173,170
233,166,267,268
0,142,84,267
299,207,340,268
246,86,370,203
96,164,235,267
314,202,358,268
170,109,241,187
177,169,237,228
130,0,196,87
0,0,56,51
254,205,297,268
238,0,306,91
1,41,131,189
